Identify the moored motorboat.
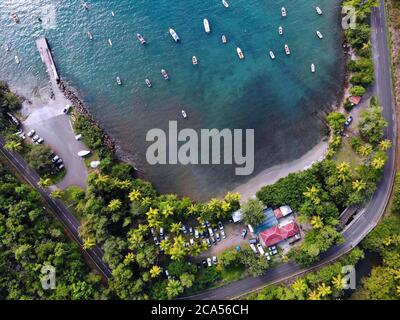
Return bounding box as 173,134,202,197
5,44,9,52
278,26,284,35
281,7,287,17
137,33,146,45
269,51,275,60
284,44,291,55
11,13,20,23
203,19,211,33
222,0,229,8
169,28,180,42
82,2,89,10
15,55,20,64
161,69,169,80
108,38,113,46
145,78,152,88
221,34,227,44
316,6,323,15
181,110,188,119
237,47,244,60
87,31,93,40
116,76,122,85
311,64,316,73
316,30,323,39
192,56,198,65
111,11,115,17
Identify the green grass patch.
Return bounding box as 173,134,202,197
334,137,363,169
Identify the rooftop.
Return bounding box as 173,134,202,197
259,221,300,247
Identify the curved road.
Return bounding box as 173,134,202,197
184,0,396,300
0,136,112,279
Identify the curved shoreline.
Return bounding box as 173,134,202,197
232,138,329,202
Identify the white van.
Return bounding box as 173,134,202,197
250,243,258,254
208,227,214,237
257,243,266,256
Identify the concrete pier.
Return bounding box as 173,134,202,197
36,37,60,84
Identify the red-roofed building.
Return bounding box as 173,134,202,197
349,96,362,106
259,221,300,247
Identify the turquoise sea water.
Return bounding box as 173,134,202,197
0,0,344,201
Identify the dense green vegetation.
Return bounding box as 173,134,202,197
0,163,106,299
0,81,21,134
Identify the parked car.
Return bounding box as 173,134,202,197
221,229,226,239
266,255,271,261
56,159,63,165
202,260,207,268
344,116,353,127
36,137,44,144
257,243,266,256
165,269,171,279
205,220,210,227
52,155,60,163
218,221,224,230
190,238,194,246
210,236,216,245
154,237,159,245
32,135,39,142
27,129,35,137
241,228,248,239
150,228,155,235
182,224,187,234
270,249,278,256
206,238,211,247
269,245,277,251
212,256,218,265
207,258,212,267
159,227,164,237
199,230,205,239
208,227,214,237
250,243,258,253
189,226,194,235
215,233,221,242
57,164,64,170
194,229,199,239
249,238,258,245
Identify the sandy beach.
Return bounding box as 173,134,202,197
232,139,329,202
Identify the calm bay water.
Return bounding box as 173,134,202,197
0,0,344,201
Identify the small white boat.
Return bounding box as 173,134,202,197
192,56,198,65
15,55,20,64
87,31,93,40
78,150,91,157
137,33,146,45
111,11,115,17
145,78,152,88
221,34,227,44
116,77,122,85
278,26,283,35
269,51,275,60
284,44,290,55
181,110,188,119
75,134,82,141
281,7,287,17
316,31,323,39
222,0,229,8
316,7,323,15
169,28,180,42
108,38,113,46
161,69,169,80
11,13,20,23
311,64,316,73
82,2,89,10
5,44,9,52
237,47,244,60
203,19,211,33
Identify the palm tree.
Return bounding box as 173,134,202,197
358,144,372,157
162,204,174,218
107,199,122,212
4,141,22,152
308,290,321,300
371,156,386,169
337,161,351,182
352,179,366,192
317,283,332,297
94,174,109,187
141,196,152,208
160,239,171,253
117,179,132,190
331,274,345,290
379,139,392,151
50,190,63,199
291,278,308,294
310,216,324,229
303,186,320,204
83,237,95,250
150,265,161,278
171,222,182,234
222,201,231,212
166,279,184,299
38,177,52,188
123,252,135,265
129,189,141,202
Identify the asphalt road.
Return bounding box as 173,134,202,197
184,0,396,300
0,136,112,279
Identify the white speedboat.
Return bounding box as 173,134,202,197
108,38,113,46
203,19,211,33
222,0,229,8
181,110,188,119
169,28,180,42
284,44,290,55
311,64,316,73
237,47,244,60
78,150,91,157
316,7,323,15
15,55,20,64
111,11,115,17
316,30,323,39
221,34,227,44
161,69,169,80
5,44,9,52
116,77,122,85
145,78,152,88
87,31,93,40
278,26,283,35
192,56,198,65
137,33,146,45
281,7,287,17
269,51,275,60
11,13,20,23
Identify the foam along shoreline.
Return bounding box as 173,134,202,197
232,139,328,202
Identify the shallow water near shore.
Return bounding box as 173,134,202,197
0,0,344,201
